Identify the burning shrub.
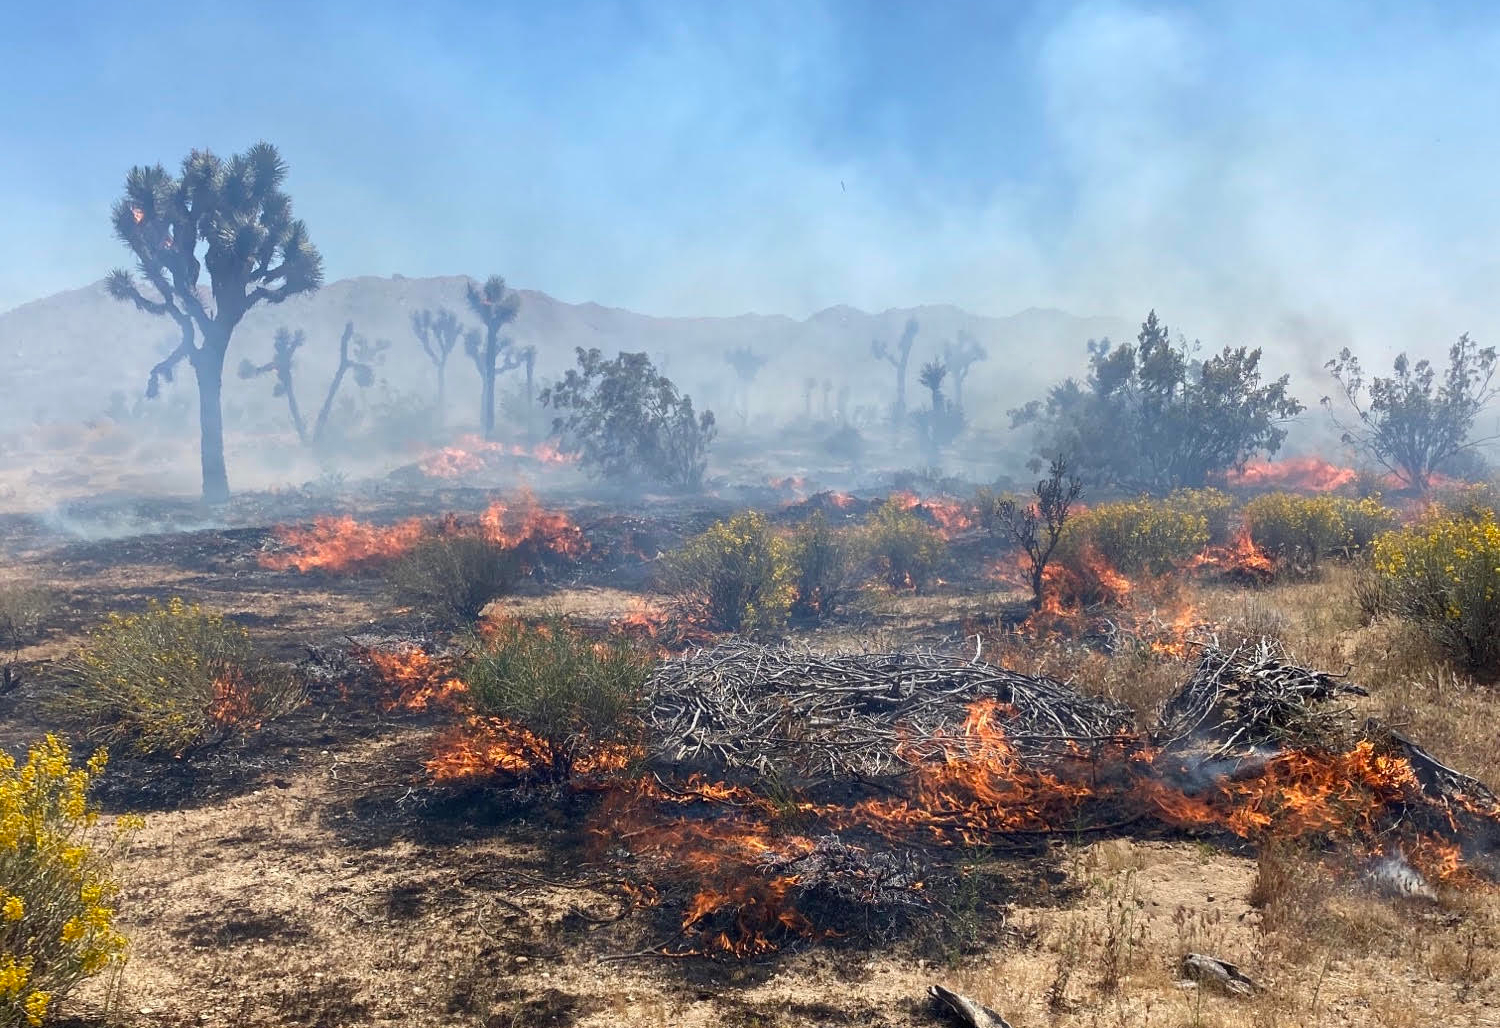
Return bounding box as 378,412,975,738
385,534,519,623
1373,514,1500,674
1429,481,1500,522
0,736,135,1028
789,511,860,622
1060,499,1209,576
1244,493,1396,568
862,498,947,591
455,617,652,782
62,599,303,757
659,511,794,634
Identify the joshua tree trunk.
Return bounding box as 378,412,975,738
436,361,447,413
481,339,498,438
194,349,230,504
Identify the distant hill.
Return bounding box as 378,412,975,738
0,275,1131,434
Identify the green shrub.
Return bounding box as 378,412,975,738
63,599,303,757
658,511,794,633
863,498,946,590
1,736,136,1028
1060,499,1209,576
1244,493,1398,567
1372,514,1500,674
386,533,519,623
457,616,652,781
1429,481,1500,522
788,511,860,622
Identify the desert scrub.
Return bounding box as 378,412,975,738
457,617,653,781
0,585,54,653
385,533,519,623
1163,488,1235,544
1242,493,1394,568
788,511,860,622
863,498,946,590
658,511,794,633
1372,514,1500,674
63,599,303,757
1060,498,1209,576
0,736,137,1027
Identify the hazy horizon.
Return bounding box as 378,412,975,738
3,1,1498,368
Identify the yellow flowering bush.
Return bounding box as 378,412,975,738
0,736,136,1027
1244,494,1397,568
1163,488,1236,545
788,511,861,622
1372,514,1500,674
861,499,947,591
659,511,795,633
63,599,303,757
1059,499,1210,576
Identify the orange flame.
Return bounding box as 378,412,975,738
480,489,588,558
260,516,426,573
1228,457,1358,494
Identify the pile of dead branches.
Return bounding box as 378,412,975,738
1154,641,1367,755
644,641,1134,780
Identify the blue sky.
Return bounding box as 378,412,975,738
2,0,1497,357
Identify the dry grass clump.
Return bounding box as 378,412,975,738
385,532,519,623
61,599,303,757
0,736,137,1028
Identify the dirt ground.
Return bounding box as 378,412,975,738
5,493,1500,1028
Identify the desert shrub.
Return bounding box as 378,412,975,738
1162,488,1236,545
0,586,54,654
1372,514,1500,674
1244,493,1398,567
458,617,652,781
659,511,794,634
1060,499,1209,576
541,348,716,491
63,599,303,757
822,424,864,462
0,736,135,1028
788,511,860,622
863,498,946,591
386,534,519,623
1430,481,1500,522
1337,495,1401,551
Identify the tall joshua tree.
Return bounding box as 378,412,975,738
942,330,988,409
464,275,522,438
107,143,322,502
410,307,464,411
724,346,768,424
239,327,309,443
239,321,388,447
871,318,919,423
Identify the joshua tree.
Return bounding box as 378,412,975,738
942,330,988,409
240,322,387,447
996,456,1083,610
913,360,964,462
464,275,522,438
107,142,323,502
239,328,309,443
410,307,465,411
516,344,538,440
871,318,919,423
724,346,768,424
802,377,818,419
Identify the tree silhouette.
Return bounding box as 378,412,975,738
724,347,768,424
107,142,322,502
464,275,522,438
913,360,964,462
871,318,919,423
1325,335,1499,491
996,457,1083,610
410,307,465,411
239,321,387,447
942,330,988,409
